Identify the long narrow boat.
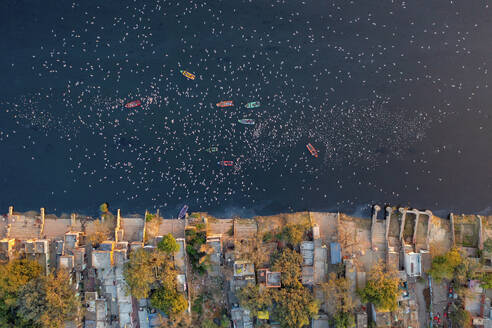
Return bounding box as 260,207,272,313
216,101,234,107
306,143,318,158
125,100,141,108
218,161,234,166
245,101,260,108
180,70,195,80
238,119,255,125
178,205,189,219
206,146,218,153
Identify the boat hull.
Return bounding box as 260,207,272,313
245,101,260,108
306,143,318,157
125,100,141,108
218,161,234,166
178,205,189,219
238,119,255,125
216,101,234,107
180,70,195,80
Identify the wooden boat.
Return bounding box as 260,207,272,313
238,119,255,125
216,101,234,107
245,101,260,108
180,70,195,80
125,100,141,108
218,161,234,166
306,143,318,158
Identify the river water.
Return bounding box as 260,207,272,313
0,0,490,218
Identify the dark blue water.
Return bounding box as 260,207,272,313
0,0,491,218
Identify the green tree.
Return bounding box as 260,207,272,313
237,285,272,317
479,273,492,289
220,315,230,328
99,202,109,213
333,311,355,328
17,270,80,328
158,234,180,254
272,287,319,328
358,261,399,312
87,220,113,247
123,248,169,299
429,248,463,283
0,259,43,326
484,238,492,253
150,286,187,315
281,224,307,246
323,272,354,314
271,248,303,288
201,319,219,328
449,304,471,328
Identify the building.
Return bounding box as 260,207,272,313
0,238,15,261
330,242,341,265
257,269,281,288
302,266,314,286
404,252,422,277
234,261,255,280
300,241,314,266
231,306,253,328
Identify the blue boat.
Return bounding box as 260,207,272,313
178,205,189,219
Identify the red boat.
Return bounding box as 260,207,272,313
216,101,233,107
306,143,318,158
218,161,234,166
125,100,141,108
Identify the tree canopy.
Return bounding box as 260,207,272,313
449,304,472,328
17,270,80,328
158,233,180,254
150,286,187,315
323,272,354,315
272,287,319,328
237,285,272,317
238,249,318,328
271,248,303,288
358,261,399,312
124,247,187,317
123,248,169,299
0,259,43,327
428,248,463,282
484,238,492,253
333,311,355,328
280,224,308,246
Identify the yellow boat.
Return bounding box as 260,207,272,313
180,70,195,80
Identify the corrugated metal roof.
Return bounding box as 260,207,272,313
330,242,341,264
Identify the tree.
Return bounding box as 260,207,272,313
150,286,187,315
449,304,471,328
280,224,307,246
0,259,43,326
272,287,319,328
237,285,272,317
17,270,80,328
323,272,354,317
201,319,219,328
454,257,481,286
479,273,492,289
158,234,180,254
358,261,399,312
99,203,109,213
429,248,464,283
484,238,492,253
124,248,170,299
333,311,355,328
271,248,303,288
235,235,270,269
87,220,113,247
